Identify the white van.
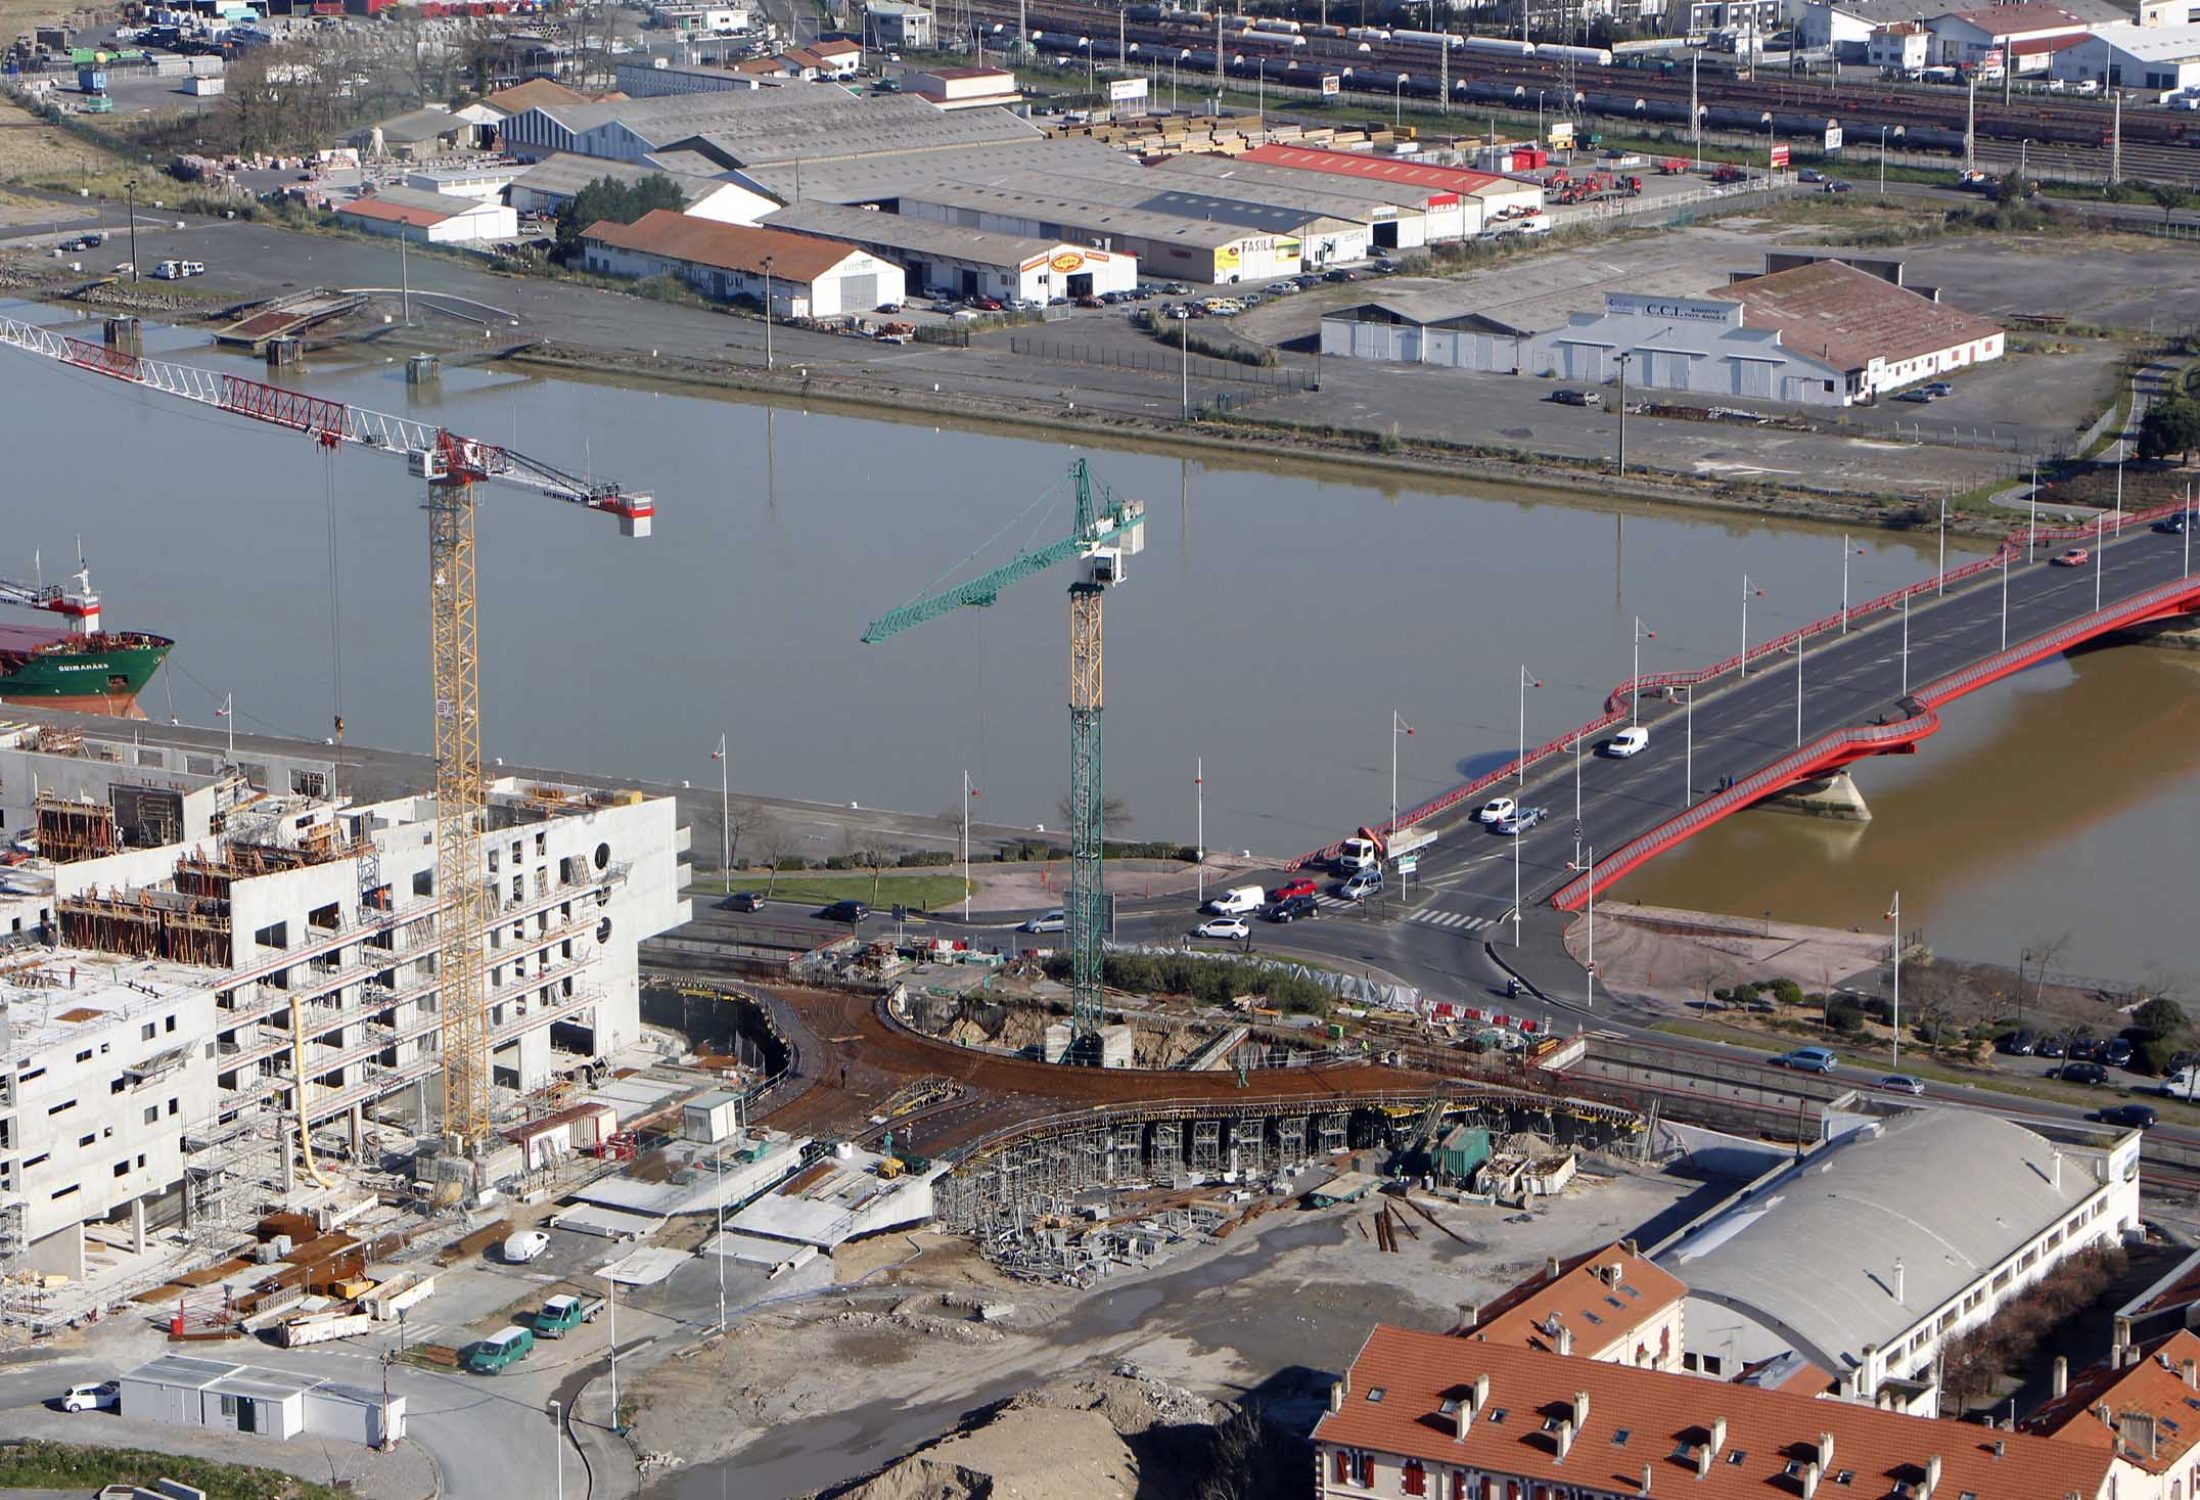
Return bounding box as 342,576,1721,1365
1207,884,1265,916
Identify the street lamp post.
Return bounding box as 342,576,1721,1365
1630,617,1654,726
1901,591,1911,697
1517,666,1541,787
1888,890,1903,1067
1793,636,1805,747
2001,544,2010,650
1937,496,1948,595
1390,709,1412,837
1195,758,1205,904
1878,125,1888,196
1741,575,1763,676
125,179,140,284
713,733,730,885
761,255,775,371
1683,685,1694,807
2095,511,2105,612
1395,72,1408,129
1615,352,1631,476
547,1399,565,1500
1583,843,1595,1008
1841,534,1865,632
962,770,974,921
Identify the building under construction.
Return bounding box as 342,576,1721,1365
0,731,690,1285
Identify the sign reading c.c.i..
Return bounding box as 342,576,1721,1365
1050,251,1087,273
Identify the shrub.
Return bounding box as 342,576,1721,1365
1771,978,1807,1008
898,850,955,868
1825,997,1866,1033
2141,1036,2184,1076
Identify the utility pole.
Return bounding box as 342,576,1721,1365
962,770,973,922
1963,75,1975,173
762,257,775,371
399,230,412,326
714,733,729,885
1690,52,1701,171
1616,352,1630,476
2111,91,2122,185
1888,890,1902,1068
1179,314,1190,419
1195,758,1204,905
125,179,139,284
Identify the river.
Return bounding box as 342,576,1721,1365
6,303,2194,980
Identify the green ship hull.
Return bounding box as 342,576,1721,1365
0,629,173,714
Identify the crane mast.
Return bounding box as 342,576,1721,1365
0,316,653,1154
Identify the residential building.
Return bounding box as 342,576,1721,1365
579,209,906,314
2030,1330,2200,1500
764,201,1138,301
0,733,689,1281
1653,1106,2139,1410
648,3,750,32
2059,21,2200,91
334,187,518,245
1462,1242,1688,1372
1868,21,1932,72
1311,1328,2116,1500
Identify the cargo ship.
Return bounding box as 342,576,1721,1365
0,567,172,718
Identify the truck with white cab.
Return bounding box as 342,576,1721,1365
1335,824,1438,872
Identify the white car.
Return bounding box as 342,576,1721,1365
1476,795,1518,825
1604,726,1650,758
1196,915,1250,940
1021,909,1066,933
500,1229,550,1264
62,1381,118,1413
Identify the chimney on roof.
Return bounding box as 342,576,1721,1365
1557,1417,1577,1461
1458,1302,1478,1332
1992,1440,2006,1459
1574,1390,1591,1430
1893,1257,1906,1303
1622,1237,1638,1255
1924,1453,1942,1498
2053,1356,2069,1399
1818,1432,1836,1469
1329,1380,1345,1414
1473,1373,1490,1412
1548,1255,1563,1281
1555,1322,1574,1357
1709,1417,1727,1460
1695,1442,1713,1480
1640,1463,1654,1496
1454,1397,1472,1442
2186,1359,2199,1390
1800,1461,1822,1500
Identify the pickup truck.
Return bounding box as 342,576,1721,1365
532,1293,606,1338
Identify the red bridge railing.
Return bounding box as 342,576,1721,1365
1294,496,2195,871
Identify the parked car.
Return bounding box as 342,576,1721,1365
2055,1061,2109,1084
818,899,870,923
2094,1103,2159,1129
2068,1036,2101,1061
2102,1037,2136,1068
876,302,902,314
1195,915,1250,940
1294,273,1323,289
1269,877,1320,903
1323,268,1358,283
1207,884,1265,915
500,1229,550,1264
1266,280,1300,295
1998,1029,2038,1056
1877,1074,1927,1095
57,232,104,251
725,891,767,912
2036,1034,2068,1058
1021,909,1066,933
1771,1047,1839,1073
1264,893,1319,922
151,259,205,280
1339,869,1385,901
2052,547,2090,567
1922,381,1953,397
61,1381,118,1413
465,1326,536,1375
1495,806,1549,836
1551,388,1602,408
1604,726,1650,758
1896,389,1937,403
1798,168,1825,183
1476,795,1518,825
1823,180,1854,193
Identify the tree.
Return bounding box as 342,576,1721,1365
1995,169,2036,205
1056,793,1133,836
2136,996,2189,1040
2138,393,2200,465
554,174,688,260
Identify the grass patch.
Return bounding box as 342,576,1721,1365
0,1440,344,1499
695,871,973,910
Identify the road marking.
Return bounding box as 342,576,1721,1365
1407,910,1492,930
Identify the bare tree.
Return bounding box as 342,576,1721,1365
1056,793,1133,836
755,821,793,897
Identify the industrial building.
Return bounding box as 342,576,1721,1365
506,152,775,224
1652,1106,2140,1411
334,187,517,246
900,65,1021,109
864,0,933,50
1922,2,2089,66
613,59,766,98
580,209,906,315
1312,1328,2117,1500
2059,21,2200,92
0,725,689,1282
764,202,1138,302
1704,256,2004,400
1238,143,1545,240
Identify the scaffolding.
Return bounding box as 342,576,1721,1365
35,791,119,864
57,885,232,965
182,1109,291,1241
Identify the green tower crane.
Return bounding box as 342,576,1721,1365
861,459,1146,1059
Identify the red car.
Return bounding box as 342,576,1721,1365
2052,547,2090,567
971,296,1004,311
1269,877,1319,903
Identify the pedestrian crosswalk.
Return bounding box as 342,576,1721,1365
1408,909,1497,931
1314,895,1356,910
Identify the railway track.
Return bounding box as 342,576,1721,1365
981,1,2200,183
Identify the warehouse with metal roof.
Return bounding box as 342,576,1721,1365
764,201,1138,302
1651,1106,2140,1411
579,209,906,316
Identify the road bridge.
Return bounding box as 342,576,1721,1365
1301,497,2200,950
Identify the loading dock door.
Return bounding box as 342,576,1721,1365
1563,343,1608,384
1373,221,1400,249
1732,359,1774,399
840,273,878,311
1068,271,1093,297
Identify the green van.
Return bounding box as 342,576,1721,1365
465,1325,535,1374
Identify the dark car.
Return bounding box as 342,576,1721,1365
2056,1061,2109,1085
1998,1029,2038,1056
2101,1037,2136,1069
725,891,767,912
2036,1034,2068,1058
1264,893,1319,923
2154,515,2191,535
2068,1036,2102,1062
2094,1103,2159,1129
818,899,870,923
1323,268,1357,282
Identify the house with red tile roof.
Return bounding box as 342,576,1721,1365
1464,1243,1687,1373
1313,1327,2116,1500
579,208,904,316
2030,1330,2200,1500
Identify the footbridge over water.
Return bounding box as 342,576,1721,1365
1300,499,2200,928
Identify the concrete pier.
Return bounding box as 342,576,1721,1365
1763,769,1872,822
